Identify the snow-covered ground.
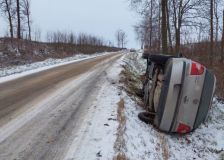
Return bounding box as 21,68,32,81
0,52,112,83
1,51,223,159
120,52,224,160
64,57,124,160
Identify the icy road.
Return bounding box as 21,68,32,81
0,53,122,160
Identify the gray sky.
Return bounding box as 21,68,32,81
29,0,139,48
0,0,140,48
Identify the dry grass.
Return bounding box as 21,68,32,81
0,38,120,68
113,98,127,160
117,99,125,125
119,65,144,107
115,153,127,160
211,63,224,98
158,133,170,160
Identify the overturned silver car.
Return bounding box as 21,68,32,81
139,53,216,134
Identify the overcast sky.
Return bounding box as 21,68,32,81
25,0,139,48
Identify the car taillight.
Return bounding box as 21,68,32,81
190,61,205,75
176,123,191,134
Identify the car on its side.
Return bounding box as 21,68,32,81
139,53,216,134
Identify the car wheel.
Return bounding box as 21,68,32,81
138,112,155,124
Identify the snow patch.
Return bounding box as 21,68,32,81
123,93,164,160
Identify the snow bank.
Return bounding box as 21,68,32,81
122,50,146,75
123,93,164,159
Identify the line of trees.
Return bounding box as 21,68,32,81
0,0,31,40
131,0,224,63
46,31,112,47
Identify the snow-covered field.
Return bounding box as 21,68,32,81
0,52,112,83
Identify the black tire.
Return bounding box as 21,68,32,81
138,112,155,124
143,81,150,109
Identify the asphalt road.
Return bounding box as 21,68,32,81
0,53,122,160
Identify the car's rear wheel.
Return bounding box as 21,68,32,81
138,112,155,124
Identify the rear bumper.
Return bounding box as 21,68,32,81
153,58,216,133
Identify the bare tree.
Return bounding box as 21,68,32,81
134,25,145,49
16,0,21,39
46,31,53,43
115,29,127,48
214,0,219,44
0,0,15,38
158,2,161,52
130,0,161,52
115,29,122,48
198,23,203,42
33,26,41,41
166,0,173,53
169,0,204,54
161,0,168,54
149,0,153,48
210,0,214,64
68,32,76,44
120,30,128,48
221,10,224,63
22,0,31,40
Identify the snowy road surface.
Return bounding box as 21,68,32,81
0,53,122,160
